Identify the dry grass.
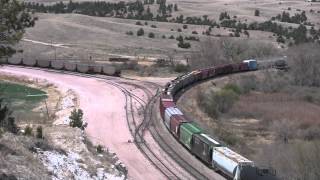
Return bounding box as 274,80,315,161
177,70,320,178
229,92,320,128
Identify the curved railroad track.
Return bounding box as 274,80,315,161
2,65,224,179
3,65,183,179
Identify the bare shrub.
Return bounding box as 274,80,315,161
260,141,320,180
189,39,229,69
189,38,279,69
172,63,189,73
270,119,296,143
198,88,239,118
237,75,257,93
287,43,320,87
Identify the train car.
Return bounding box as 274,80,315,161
239,62,249,71
92,65,102,74
160,99,175,119
8,57,22,65
207,67,216,78
212,147,256,179
179,122,203,150
102,65,116,76
22,58,36,66
51,60,64,70
160,93,173,102
37,59,51,68
193,70,203,82
200,68,210,80
191,133,220,165
65,62,77,71
76,63,90,73
169,114,189,138
164,107,183,129
243,59,257,71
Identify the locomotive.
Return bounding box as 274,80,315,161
160,60,278,180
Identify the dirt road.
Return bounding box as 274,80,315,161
0,66,165,180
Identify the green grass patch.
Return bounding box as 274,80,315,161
0,81,47,122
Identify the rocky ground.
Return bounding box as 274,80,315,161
0,68,127,180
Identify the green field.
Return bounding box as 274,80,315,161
0,81,48,123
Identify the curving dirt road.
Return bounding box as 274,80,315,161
0,66,165,180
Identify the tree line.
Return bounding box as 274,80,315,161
272,11,308,24
24,0,178,21
24,1,320,45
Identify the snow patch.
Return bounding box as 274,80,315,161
60,92,76,110
38,150,125,180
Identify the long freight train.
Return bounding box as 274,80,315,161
160,60,278,180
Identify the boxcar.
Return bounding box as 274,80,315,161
170,114,189,138
160,100,175,119
191,133,220,165
164,107,183,129
208,67,216,78
179,122,203,150
200,68,210,80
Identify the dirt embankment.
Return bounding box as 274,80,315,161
0,66,167,180
0,72,127,180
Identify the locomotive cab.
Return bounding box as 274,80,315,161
234,165,278,180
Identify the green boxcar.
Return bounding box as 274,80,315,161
179,122,203,150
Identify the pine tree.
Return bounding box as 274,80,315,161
254,9,260,16
174,4,178,11
0,0,36,59
69,109,85,129
137,28,145,36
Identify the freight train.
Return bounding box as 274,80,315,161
160,60,278,180
0,57,120,76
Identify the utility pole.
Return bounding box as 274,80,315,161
51,40,57,61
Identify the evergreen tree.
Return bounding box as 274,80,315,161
0,0,36,59
36,126,43,139
137,28,145,36
254,9,260,16
148,32,155,38
69,109,85,129
174,4,178,11
0,99,18,135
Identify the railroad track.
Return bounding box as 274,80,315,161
147,96,211,180
3,65,215,179
2,65,181,179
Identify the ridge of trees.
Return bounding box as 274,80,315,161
24,0,178,21
24,2,320,45
272,11,308,24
